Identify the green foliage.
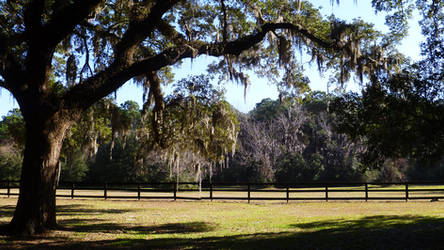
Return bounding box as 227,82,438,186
0,152,22,181
0,109,24,181
0,77,238,183
330,0,444,171
0,109,25,149
60,151,89,183
60,99,115,182
407,158,444,181
146,75,239,178
89,136,148,183
249,98,287,121
331,75,444,167
275,152,314,182
86,76,239,183
214,94,365,183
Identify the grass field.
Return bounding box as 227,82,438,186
1,197,444,249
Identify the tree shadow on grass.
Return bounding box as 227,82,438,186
0,223,71,249
292,215,444,231
1,215,444,249
0,205,15,218
0,203,134,247
59,221,217,235
56,204,133,216
54,204,217,235
0,221,217,249
0,204,134,218
1,203,133,218
287,215,444,249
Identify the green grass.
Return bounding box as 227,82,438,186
1,197,444,249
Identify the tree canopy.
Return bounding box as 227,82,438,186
331,0,444,166
0,0,402,109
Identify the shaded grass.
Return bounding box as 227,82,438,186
0,198,443,249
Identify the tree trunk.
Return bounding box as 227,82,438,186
9,114,72,235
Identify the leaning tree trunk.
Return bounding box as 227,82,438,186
9,113,72,235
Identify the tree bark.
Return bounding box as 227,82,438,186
9,112,72,235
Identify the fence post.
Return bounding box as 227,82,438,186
71,183,75,199
325,185,329,202
7,180,10,198
137,184,141,200
365,183,368,202
173,182,177,201
104,183,107,200
210,183,213,201
286,186,289,203
405,182,409,202
247,184,251,204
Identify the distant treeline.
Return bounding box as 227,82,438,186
1,89,444,183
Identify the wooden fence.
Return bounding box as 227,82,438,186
1,181,444,202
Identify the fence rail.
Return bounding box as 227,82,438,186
1,181,444,202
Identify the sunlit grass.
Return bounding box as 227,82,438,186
1,197,444,249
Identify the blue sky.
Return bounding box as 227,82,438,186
0,0,423,117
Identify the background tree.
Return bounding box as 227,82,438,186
146,75,239,186
0,109,25,181
331,0,444,171
60,99,113,182
0,109,26,149
213,94,365,183
88,75,239,185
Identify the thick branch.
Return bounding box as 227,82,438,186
129,22,336,73
0,12,26,46
43,0,102,49
156,19,187,45
221,0,228,43
24,0,102,94
230,22,334,54
114,0,180,65
0,34,25,95
24,0,45,39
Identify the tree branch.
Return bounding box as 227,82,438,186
24,0,45,39
79,21,121,43
156,19,187,45
220,0,228,43
0,79,6,89
64,21,336,111
23,0,102,94
129,22,336,74
43,0,102,49
113,0,180,65
0,34,25,96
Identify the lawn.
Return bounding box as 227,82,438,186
1,197,444,249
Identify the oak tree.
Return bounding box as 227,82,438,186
0,0,396,234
